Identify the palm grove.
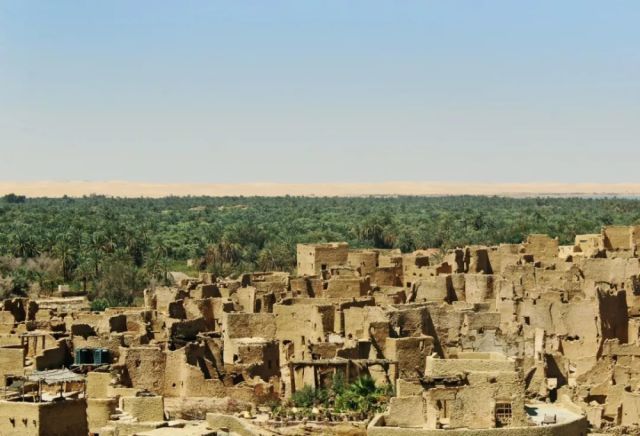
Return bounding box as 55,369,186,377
1,194,639,310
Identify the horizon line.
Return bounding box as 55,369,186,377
2,180,640,198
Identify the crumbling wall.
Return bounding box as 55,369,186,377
402,252,435,287
223,312,277,364
34,339,69,370
449,371,527,429
223,313,276,339
344,306,387,340
386,336,434,380
325,276,370,299
347,250,379,277
274,304,333,359
414,276,454,303
296,243,349,276
121,395,165,422
524,234,559,260
0,345,23,386
466,246,493,274
121,346,167,394
465,274,495,304
87,398,117,433
575,234,603,257
603,226,634,251
0,399,88,436
598,289,629,343
425,355,515,377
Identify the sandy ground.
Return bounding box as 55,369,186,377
1,181,640,198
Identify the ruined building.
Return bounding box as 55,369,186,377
1,225,640,434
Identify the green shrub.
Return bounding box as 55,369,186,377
291,385,329,408
90,298,109,312
334,376,392,414
290,375,393,415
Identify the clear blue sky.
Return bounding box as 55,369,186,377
0,1,638,183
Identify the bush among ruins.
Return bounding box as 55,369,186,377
88,259,147,310
291,385,330,409
288,375,392,417
333,376,393,414
0,255,62,297
0,275,15,299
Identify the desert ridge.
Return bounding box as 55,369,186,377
2,180,640,198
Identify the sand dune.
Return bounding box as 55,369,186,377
1,181,640,198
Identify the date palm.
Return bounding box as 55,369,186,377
53,233,76,282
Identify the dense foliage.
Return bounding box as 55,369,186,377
289,374,392,415
1,194,639,306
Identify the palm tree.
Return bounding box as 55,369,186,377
10,230,39,258
356,216,396,249
204,239,241,275
74,256,95,292
148,238,170,283
124,227,149,267
53,233,76,282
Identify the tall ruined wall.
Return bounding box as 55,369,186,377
344,306,387,340
0,401,40,436
451,371,527,429
387,305,433,338
465,274,495,305
313,243,349,273
121,346,166,394
575,234,603,256
274,303,334,359
121,396,165,421
296,243,349,276
524,234,559,260
374,266,403,287
578,257,640,289
597,289,629,343
325,276,370,299
402,253,433,287
466,246,493,274
223,313,276,339
603,226,634,251
414,276,454,303
0,346,23,387
34,339,69,370
386,336,434,379
347,250,379,277
87,398,116,433
488,244,522,274
0,399,88,436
